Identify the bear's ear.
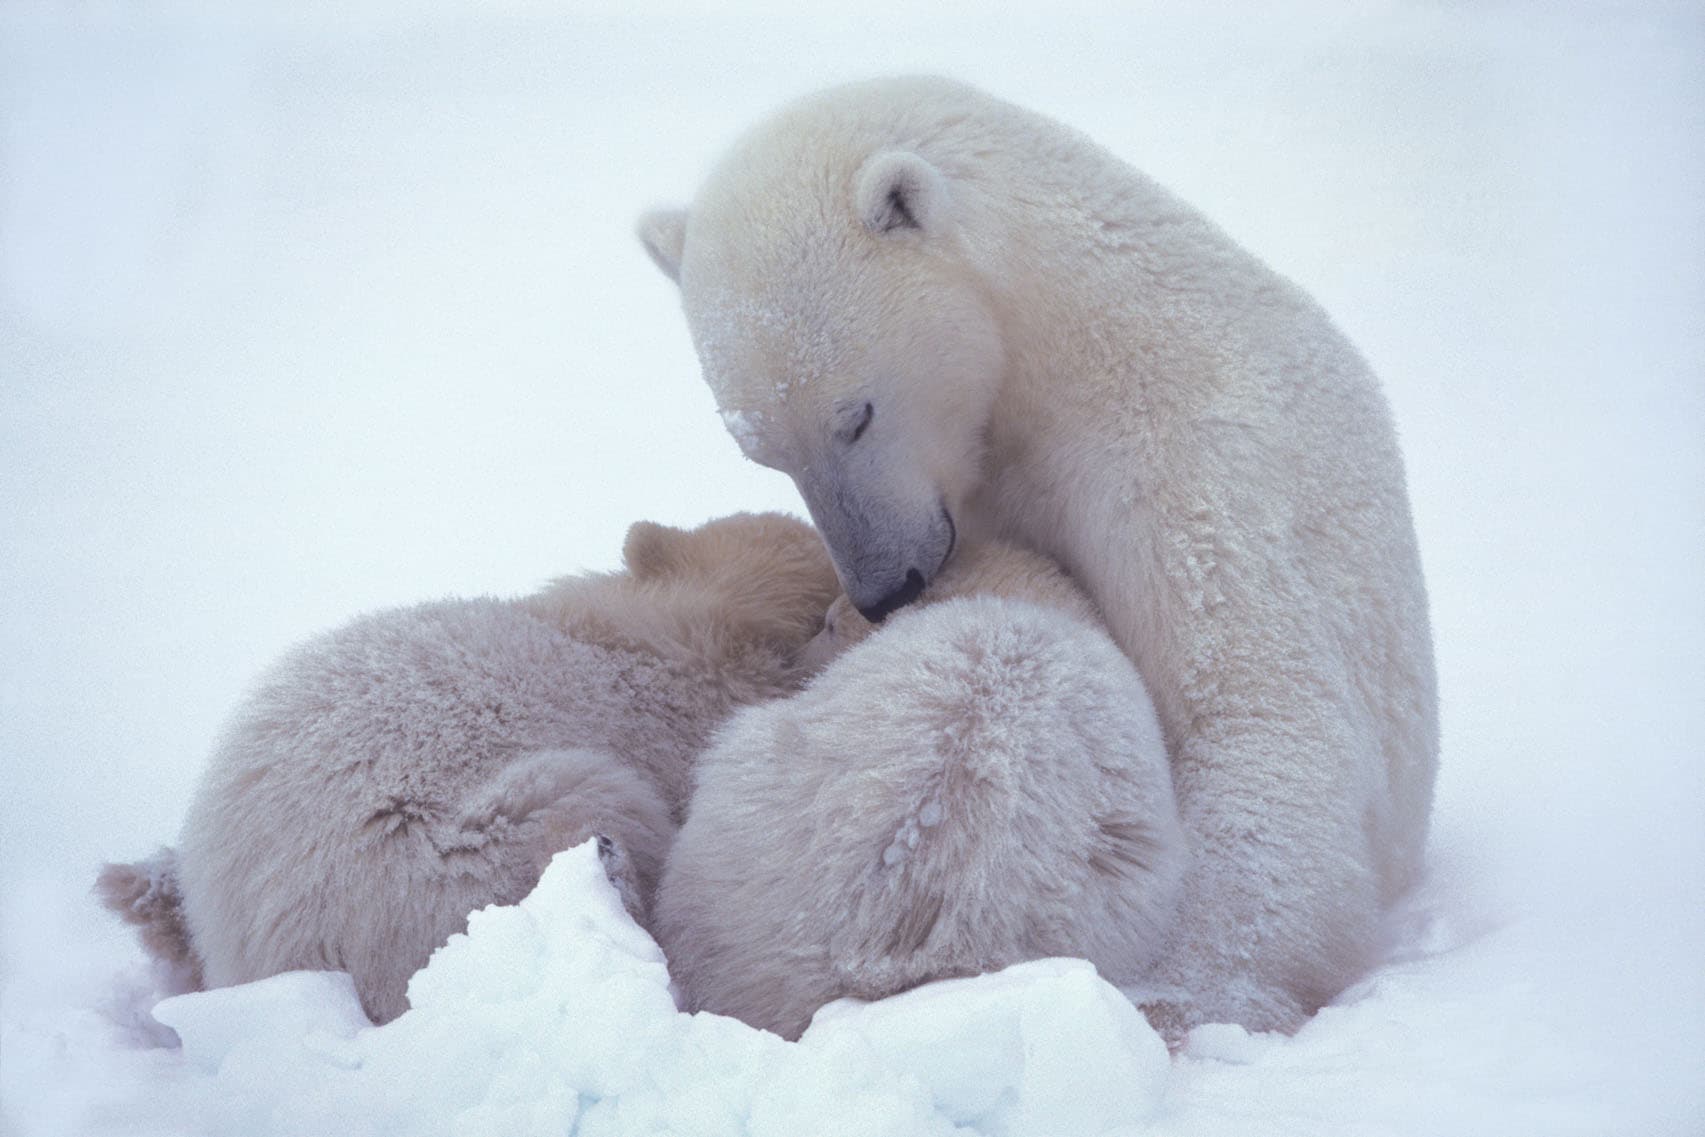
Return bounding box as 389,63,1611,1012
623,520,687,578
854,151,948,236
637,209,688,283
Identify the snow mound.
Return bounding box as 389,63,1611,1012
138,842,1169,1137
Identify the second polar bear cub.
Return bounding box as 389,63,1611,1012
98,513,838,1024
657,541,1185,1040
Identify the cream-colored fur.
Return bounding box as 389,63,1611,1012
639,76,1437,1035
99,513,838,1023
657,543,1183,1039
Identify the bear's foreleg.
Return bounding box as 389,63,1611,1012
1134,714,1384,1037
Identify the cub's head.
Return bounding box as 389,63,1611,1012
620,512,841,657
799,539,1100,670
637,85,1005,623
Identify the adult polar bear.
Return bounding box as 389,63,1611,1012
638,76,1437,1035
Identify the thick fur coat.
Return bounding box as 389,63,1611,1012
98,513,838,1023
639,76,1438,1034
657,541,1184,1039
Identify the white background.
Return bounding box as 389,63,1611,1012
2,2,1702,1132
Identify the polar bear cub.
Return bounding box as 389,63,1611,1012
656,541,1185,1039
98,513,838,1023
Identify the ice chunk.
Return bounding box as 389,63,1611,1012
153,970,368,1076
803,958,1170,1135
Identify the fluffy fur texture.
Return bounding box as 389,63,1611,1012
99,513,838,1023
657,541,1184,1040
640,76,1438,1035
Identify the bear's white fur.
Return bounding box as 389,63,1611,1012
657,541,1184,1040
639,76,1438,1034
99,513,838,1023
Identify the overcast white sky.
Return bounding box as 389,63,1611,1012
1,4,1702,1128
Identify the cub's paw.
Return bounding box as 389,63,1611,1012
595,833,646,922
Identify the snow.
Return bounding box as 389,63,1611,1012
717,407,769,460
881,792,946,869
3,1,1704,1135
30,844,1167,1136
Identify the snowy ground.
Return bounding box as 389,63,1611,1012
3,2,1703,1134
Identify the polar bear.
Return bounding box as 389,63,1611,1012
637,76,1438,1035
656,540,1184,1040
97,513,838,1023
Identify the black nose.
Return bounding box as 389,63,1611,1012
856,568,927,624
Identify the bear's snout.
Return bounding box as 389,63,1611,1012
856,568,927,624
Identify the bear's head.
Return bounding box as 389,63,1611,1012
618,511,841,666
637,84,1005,623
529,512,838,693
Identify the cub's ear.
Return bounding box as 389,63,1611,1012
636,209,689,283
623,520,687,578
854,151,949,235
